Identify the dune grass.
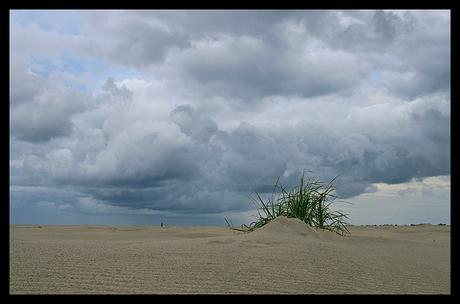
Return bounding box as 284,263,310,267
226,171,352,236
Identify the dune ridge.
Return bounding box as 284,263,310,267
10,217,450,294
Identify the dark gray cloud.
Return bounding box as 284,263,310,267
161,12,368,103
331,10,450,100
10,98,450,212
10,10,450,224
9,54,89,142
171,104,219,142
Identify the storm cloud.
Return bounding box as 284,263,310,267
10,10,450,225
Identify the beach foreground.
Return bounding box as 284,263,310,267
10,217,450,294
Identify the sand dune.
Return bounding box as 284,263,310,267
9,217,450,294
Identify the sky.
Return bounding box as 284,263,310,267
10,10,450,226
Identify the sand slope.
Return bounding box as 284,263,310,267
9,217,450,294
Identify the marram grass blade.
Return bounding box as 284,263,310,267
226,170,353,235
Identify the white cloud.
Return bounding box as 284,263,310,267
346,175,450,224
77,197,124,214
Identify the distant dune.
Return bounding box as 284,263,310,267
9,217,450,294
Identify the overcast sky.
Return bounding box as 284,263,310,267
10,10,450,226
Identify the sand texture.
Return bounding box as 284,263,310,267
10,217,450,294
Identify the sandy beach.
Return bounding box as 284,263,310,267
9,217,450,294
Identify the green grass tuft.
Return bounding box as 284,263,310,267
226,171,352,236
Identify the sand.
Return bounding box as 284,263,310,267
9,217,450,294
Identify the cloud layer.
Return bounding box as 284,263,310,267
10,10,450,225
